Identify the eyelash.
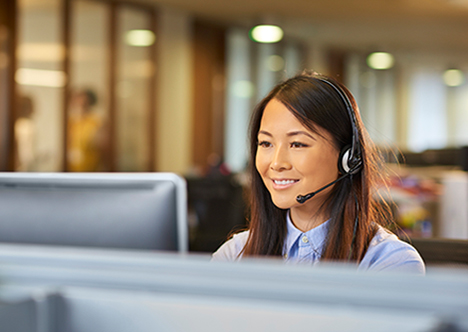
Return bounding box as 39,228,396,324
258,141,272,148
290,141,309,148
257,141,309,148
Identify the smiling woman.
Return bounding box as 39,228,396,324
212,71,425,274
255,99,340,228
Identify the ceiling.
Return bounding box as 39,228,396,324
129,0,468,62
25,0,468,64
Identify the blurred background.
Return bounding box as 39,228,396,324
0,0,467,252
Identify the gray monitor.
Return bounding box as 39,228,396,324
0,172,188,252
0,245,467,332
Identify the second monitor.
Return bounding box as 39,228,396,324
0,172,188,252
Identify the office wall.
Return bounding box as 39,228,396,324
155,8,193,173
0,0,15,171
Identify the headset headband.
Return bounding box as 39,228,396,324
317,78,362,174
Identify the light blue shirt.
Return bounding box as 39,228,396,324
212,213,426,274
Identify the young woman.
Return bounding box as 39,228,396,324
212,71,425,274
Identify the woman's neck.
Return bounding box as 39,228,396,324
290,203,329,233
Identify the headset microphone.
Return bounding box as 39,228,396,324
296,173,351,204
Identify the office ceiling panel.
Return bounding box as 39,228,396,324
128,0,468,54
21,0,468,55
136,0,468,21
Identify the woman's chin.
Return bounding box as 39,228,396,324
271,198,295,210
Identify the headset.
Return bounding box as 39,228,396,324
322,78,363,176
294,77,363,260
296,78,363,204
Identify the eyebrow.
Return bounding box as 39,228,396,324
287,131,315,140
258,130,316,140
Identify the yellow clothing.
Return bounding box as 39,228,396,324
68,113,103,172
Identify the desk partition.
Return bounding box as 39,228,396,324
0,244,467,332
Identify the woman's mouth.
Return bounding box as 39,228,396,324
272,179,299,189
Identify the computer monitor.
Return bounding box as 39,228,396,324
0,172,188,252
0,245,467,332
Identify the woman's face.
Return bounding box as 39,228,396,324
255,98,340,210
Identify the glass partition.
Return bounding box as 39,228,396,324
68,0,110,171
16,0,63,171
116,6,154,171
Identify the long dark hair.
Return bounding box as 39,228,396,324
241,71,392,262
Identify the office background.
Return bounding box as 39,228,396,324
0,0,467,251
1,2,468,331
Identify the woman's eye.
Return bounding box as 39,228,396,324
291,142,308,148
258,141,272,148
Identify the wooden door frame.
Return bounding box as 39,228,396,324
0,0,17,171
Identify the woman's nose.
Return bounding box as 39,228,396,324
270,147,292,171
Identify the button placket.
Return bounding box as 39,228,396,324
297,234,310,261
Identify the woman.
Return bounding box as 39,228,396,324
212,71,425,274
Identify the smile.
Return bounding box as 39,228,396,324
272,179,299,189
274,179,297,185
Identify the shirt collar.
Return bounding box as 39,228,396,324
285,211,330,254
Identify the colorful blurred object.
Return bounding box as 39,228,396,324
383,170,442,238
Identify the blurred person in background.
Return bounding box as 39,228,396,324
67,88,106,172
15,95,36,171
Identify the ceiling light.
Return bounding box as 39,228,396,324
231,80,255,98
249,25,284,43
443,69,465,87
15,68,67,88
366,52,395,70
17,43,65,62
125,30,156,47
266,55,284,71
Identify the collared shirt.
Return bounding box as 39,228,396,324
283,213,328,264
212,213,426,274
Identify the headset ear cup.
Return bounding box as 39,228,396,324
338,146,352,174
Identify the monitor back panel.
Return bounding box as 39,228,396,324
0,173,187,251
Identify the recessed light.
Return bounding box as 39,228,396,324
125,30,155,47
366,52,395,70
443,69,465,87
249,25,283,43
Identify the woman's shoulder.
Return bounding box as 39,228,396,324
211,230,250,261
359,226,426,274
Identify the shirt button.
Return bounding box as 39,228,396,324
302,236,309,243
284,253,288,259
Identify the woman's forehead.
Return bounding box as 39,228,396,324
259,99,305,129
258,99,335,143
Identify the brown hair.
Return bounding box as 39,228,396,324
241,71,392,262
